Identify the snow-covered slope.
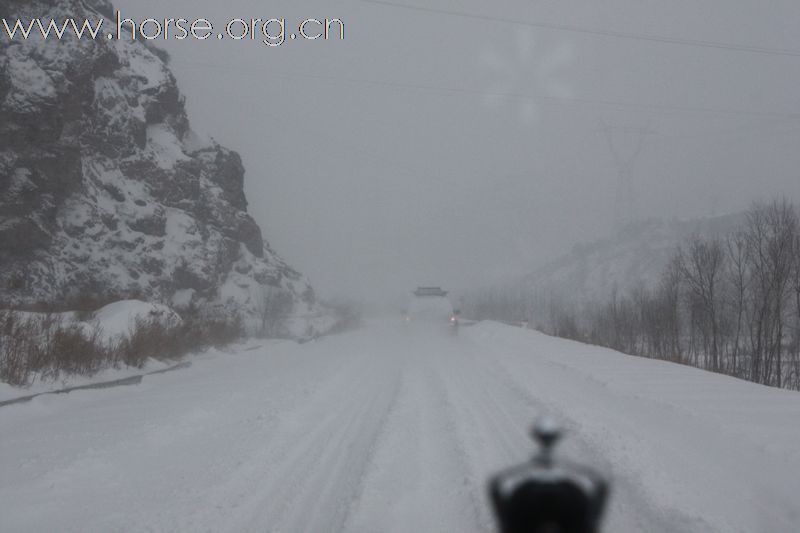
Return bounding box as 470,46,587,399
526,213,744,304
0,0,317,316
1,320,797,532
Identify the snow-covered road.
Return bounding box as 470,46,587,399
2,320,799,532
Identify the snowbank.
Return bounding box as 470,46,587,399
0,358,176,403
468,321,800,532
87,300,182,343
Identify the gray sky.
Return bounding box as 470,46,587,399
117,0,800,304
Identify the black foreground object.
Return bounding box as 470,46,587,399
489,418,609,533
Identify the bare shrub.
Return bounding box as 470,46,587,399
120,310,244,367
1,306,244,387
49,324,110,378
0,312,110,386
255,287,294,338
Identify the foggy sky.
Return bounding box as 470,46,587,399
116,0,800,304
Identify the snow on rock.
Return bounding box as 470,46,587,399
0,0,327,329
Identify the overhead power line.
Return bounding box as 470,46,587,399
358,0,800,58
173,59,800,121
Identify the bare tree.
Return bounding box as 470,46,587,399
744,201,797,386
724,231,750,377
789,219,800,389
678,235,725,371
459,199,800,391
657,256,684,363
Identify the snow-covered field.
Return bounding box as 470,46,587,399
1,320,798,532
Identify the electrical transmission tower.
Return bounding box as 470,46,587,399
599,120,655,229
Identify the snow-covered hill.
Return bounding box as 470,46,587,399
0,0,317,317
525,213,745,304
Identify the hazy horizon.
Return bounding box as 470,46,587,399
116,0,800,303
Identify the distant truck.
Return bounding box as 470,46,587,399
405,287,460,332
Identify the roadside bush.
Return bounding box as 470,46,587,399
120,310,244,368
0,306,244,387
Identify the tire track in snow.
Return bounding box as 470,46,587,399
128,341,377,533
218,347,404,533
10,321,792,532
429,339,539,532
344,340,487,533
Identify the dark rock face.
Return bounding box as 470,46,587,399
0,0,314,313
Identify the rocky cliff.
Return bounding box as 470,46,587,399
0,0,317,316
